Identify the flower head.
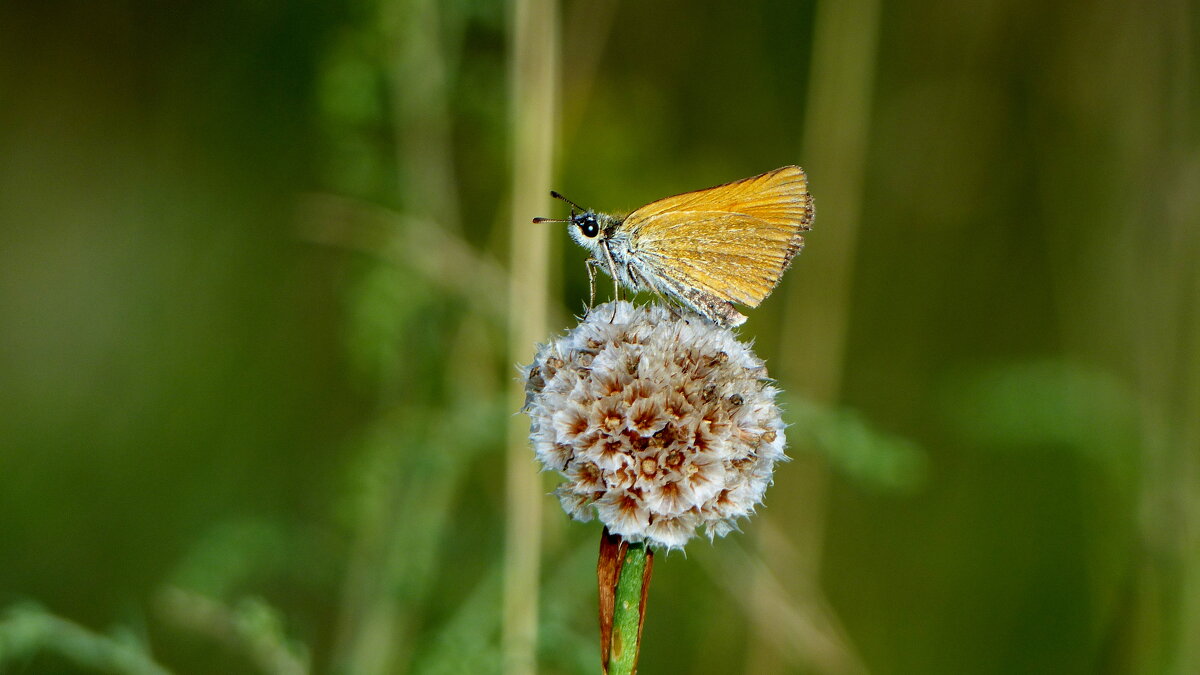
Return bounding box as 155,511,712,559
523,301,787,549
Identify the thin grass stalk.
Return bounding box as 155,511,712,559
748,0,881,671
1161,4,1199,670
1129,2,1200,671
697,542,864,674
559,0,618,152
782,0,880,401
1052,2,1200,671
503,0,559,673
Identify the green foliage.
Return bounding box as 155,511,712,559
0,0,1195,673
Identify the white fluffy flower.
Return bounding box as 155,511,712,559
523,301,787,549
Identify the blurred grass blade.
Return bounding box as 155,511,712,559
754,0,882,670
410,566,503,675
0,604,171,675
156,590,309,675
787,396,927,493
297,196,511,325
334,399,506,673
538,537,605,674
697,542,866,675
503,0,559,673
783,0,881,398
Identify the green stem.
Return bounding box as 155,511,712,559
607,543,650,675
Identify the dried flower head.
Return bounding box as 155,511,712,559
523,301,787,549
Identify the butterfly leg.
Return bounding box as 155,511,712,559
600,241,622,303
584,258,600,314
597,244,623,323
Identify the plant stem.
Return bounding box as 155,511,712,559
606,541,652,675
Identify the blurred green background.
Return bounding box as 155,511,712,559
1,0,1197,673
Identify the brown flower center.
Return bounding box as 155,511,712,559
641,457,658,475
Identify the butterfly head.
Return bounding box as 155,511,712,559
569,211,610,251
534,191,617,253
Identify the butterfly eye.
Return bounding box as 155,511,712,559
578,216,600,239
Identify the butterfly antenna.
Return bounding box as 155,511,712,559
531,216,570,224
549,190,587,212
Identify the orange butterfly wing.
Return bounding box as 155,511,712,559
623,165,814,308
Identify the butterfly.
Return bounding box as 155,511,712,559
534,165,814,327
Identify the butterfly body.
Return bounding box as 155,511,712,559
541,166,814,328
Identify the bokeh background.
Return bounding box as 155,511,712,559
2,0,1197,673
